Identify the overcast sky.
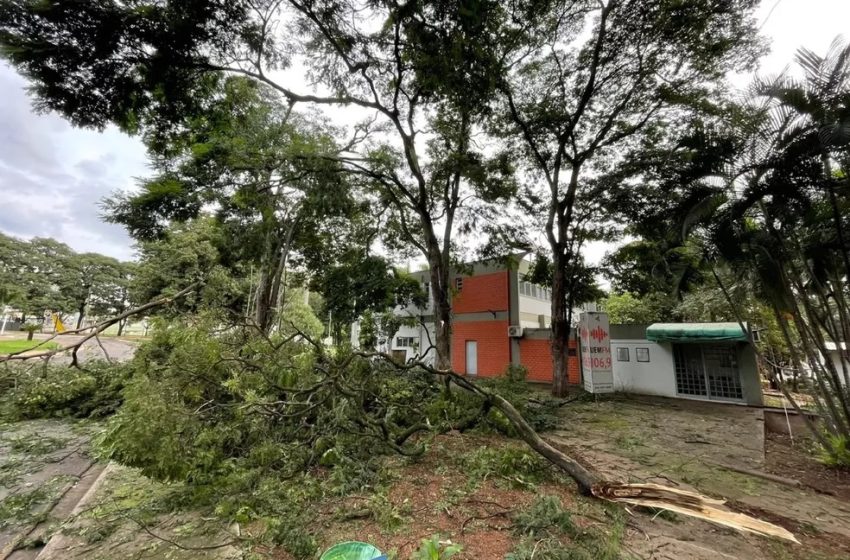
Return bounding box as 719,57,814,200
0,0,848,263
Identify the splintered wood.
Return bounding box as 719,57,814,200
592,482,800,543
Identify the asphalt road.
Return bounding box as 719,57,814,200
28,333,137,364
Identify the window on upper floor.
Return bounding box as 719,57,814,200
396,336,417,348
520,280,551,301
455,277,463,291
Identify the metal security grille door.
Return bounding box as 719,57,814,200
674,345,707,397
703,345,744,400
465,341,478,375
673,344,744,401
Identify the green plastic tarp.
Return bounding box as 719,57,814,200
320,542,384,560
645,322,748,343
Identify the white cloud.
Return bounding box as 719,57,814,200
0,63,149,261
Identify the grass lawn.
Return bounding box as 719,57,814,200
0,339,61,355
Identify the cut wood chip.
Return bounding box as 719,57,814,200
592,482,800,544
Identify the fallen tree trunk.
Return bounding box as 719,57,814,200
593,483,799,543
365,353,799,544
492,391,798,543
491,394,598,494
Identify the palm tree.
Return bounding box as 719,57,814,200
704,39,850,463
635,39,850,463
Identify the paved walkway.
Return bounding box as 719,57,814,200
0,420,102,560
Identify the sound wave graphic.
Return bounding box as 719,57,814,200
589,326,608,342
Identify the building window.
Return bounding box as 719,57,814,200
455,277,463,291
616,347,630,362
396,337,416,348
636,347,650,362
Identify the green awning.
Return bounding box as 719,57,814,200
646,322,748,343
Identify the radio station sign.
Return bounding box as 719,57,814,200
578,312,614,393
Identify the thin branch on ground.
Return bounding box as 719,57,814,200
0,283,200,365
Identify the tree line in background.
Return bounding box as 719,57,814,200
0,233,135,332
0,0,848,523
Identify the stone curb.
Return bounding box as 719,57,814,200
32,463,115,560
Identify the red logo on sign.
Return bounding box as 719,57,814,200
589,326,608,342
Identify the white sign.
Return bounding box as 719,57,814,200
579,312,614,393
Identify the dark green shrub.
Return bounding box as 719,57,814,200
513,495,576,537
95,317,447,551
459,445,554,488
0,360,131,420
508,497,624,560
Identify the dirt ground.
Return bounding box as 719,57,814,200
765,433,850,501
550,394,850,560
3,394,850,559
257,394,850,559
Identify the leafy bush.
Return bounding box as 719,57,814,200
512,495,576,536
507,496,624,560
0,360,130,420
459,445,554,489
817,433,850,468
478,365,561,433
411,535,462,560
95,317,447,557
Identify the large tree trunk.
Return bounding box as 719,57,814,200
76,303,85,329
117,319,125,337
254,267,273,331
551,254,569,397
427,250,452,371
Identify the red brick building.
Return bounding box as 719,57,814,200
355,256,582,385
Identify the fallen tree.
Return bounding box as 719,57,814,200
1,297,798,545
358,351,798,544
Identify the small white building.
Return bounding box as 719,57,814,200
609,323,763,406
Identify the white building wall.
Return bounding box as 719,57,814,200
518,295,550,328
610,339,678,398
828,350,849,386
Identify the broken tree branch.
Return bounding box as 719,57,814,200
0,283,200,364
356,350,798,543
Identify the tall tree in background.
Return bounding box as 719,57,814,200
88,262,138,335
0,0,519,368
106,77,359,332
625,39,850,463
493,0,763,395
65,252,127,328
708,40,850,462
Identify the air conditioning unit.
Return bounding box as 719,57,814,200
508,325,524,338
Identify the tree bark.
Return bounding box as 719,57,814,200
491,393,596,493
76,303,85,329
254,267,273,331
117,319,125,337
428,249,452,371
551,259,569,397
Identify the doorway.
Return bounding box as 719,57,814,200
674,344,743,401
465,340,478,375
